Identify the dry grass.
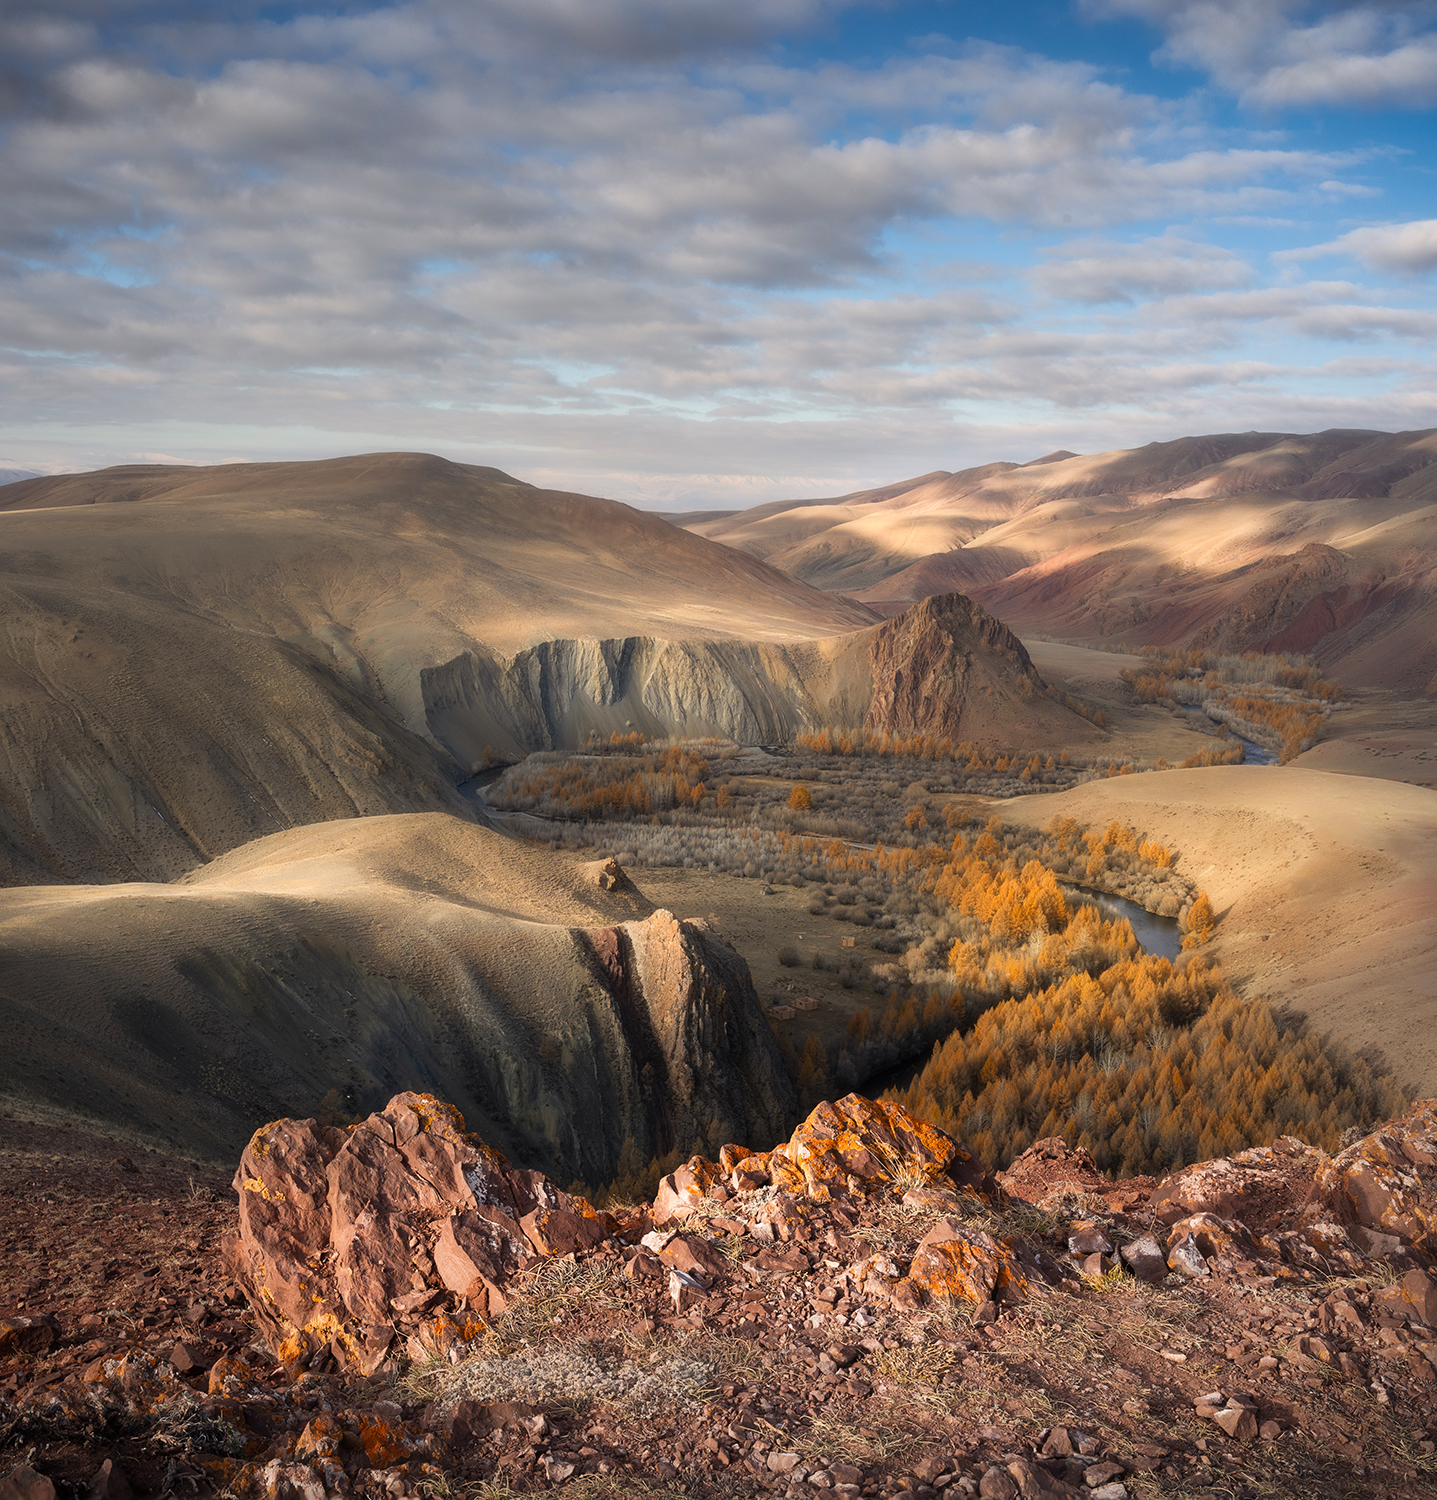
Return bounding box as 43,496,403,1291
802,1409,923,1469
560,1478,690,1500
675,1331,773,1389
872,1343,957,1390
1079,1264,1127,1294
492,1255,627,1348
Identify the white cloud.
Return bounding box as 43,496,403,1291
1279,218,1437,274
1090,1,1437,107
0,1,1433,502
1033,234,1253,302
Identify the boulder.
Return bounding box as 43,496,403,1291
906,1216,1057,1305
0,1469,56,1500
1378,1268,1437,1328
231,1091,611,1373
655,1232,730,1281
1067,1220,1112,1256
0,1316,60,1356
1120,1235,1168,1284
1163,1212,1256,1265
1166,1233,1208,1278
1316,1100,1437,1251
998,1137,1107,1206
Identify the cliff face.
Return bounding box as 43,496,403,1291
420,593,1092,773
584,912,797,1162
419,637,829,763
0,817,792,1185
0,453,873,886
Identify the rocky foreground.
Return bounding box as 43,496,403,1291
2,1095,1435,1500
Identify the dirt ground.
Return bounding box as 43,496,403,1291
1289,688,1437,789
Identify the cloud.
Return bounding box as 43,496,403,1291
0,1,1433,503
1089,0,1437,108
1279,218,1437,274
1033,234,1253,302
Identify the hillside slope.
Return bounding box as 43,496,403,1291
0,813,795,1178
682,429,1437,690
0,454,882,883
1002,767,1437,1100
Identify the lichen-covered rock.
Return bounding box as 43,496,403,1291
651,1158,724,1224
907,1220,1029,1305
656,1094,1002,1226
231,1091,609,1374
1316,1099,1437,1251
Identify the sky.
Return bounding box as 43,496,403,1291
1,0,1435,508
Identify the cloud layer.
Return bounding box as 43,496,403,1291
0,1,1434,504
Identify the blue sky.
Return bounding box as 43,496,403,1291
1,0,1434,506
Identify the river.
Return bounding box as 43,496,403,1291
865,884,1183,1098
1179,705,1278,766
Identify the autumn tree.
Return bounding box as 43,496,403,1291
788,785,812,810
1183,890,1216,949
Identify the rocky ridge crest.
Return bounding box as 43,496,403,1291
3,1095,1436,1500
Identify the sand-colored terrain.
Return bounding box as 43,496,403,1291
1002,767,1437,1099
0,455,1106,885
1021,639,1239,767
683,428,1437,692
0,812,795,1177
0,453,878,883
1288,691,1437,789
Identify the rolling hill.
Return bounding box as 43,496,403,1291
681,428,1437,692
0,812,795,1175
0,453,1092,885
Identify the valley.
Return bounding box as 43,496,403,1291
1,437,1436,1500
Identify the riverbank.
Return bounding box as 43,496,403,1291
1001,767,1437,1099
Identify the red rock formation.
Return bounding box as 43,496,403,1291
228,1092,610,1375
862,591,1051,742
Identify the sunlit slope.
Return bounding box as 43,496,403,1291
0,813,792,1176
0,453,878,883
1002,768,1437,1100
682,429,1437,689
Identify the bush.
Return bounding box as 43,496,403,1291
777,946,801,967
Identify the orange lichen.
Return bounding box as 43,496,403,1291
241,1175,286,1203
357,1414,416,1467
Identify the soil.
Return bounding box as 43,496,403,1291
5,1115,1436,1500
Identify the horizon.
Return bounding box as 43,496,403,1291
2,0,1435,509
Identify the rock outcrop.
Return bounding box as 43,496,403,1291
7,1093,1437,1499
229,1092,1040,1380
229,1092,611,1376
864,592,1050,742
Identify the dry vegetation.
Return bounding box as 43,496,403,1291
1121,648,1344,763
495,743,1407,1200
